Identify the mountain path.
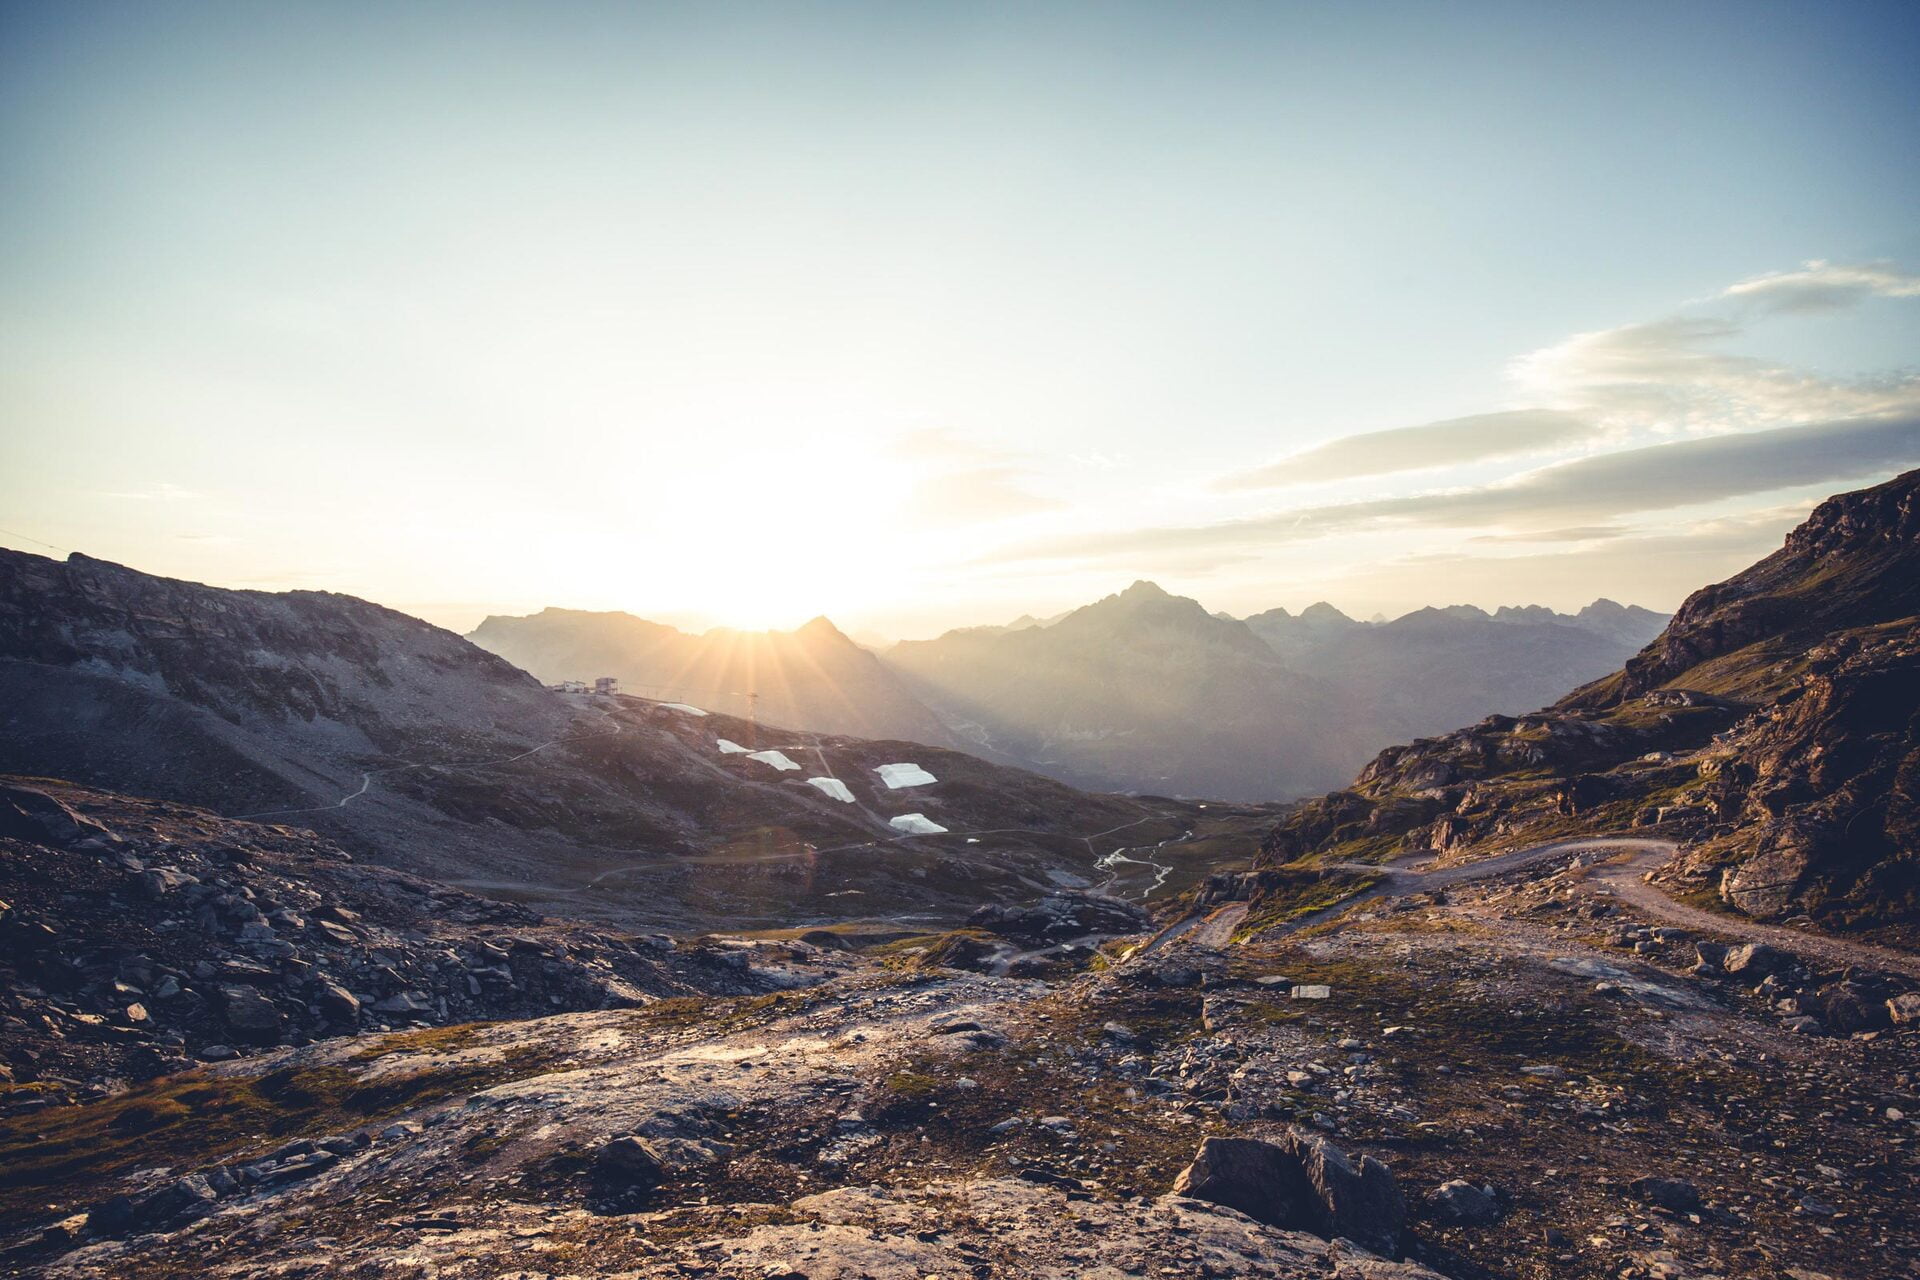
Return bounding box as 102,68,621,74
227,702,631,821
1588,844,1920,980
1200,832,1920,981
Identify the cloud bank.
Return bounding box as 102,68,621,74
1003,412,1920,565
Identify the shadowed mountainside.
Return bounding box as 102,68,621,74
0,551,1259,932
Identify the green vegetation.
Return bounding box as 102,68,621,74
349,1020,496,1060
1234,869,1385,941
0,1045,566,1228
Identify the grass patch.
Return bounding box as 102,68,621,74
0,1045,564,1229
348,1021,496,1061
1235,870,1386,941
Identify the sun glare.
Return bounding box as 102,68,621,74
601,441,922,631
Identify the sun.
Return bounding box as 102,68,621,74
595,441,922,631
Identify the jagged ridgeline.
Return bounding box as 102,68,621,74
1259,469,1920,932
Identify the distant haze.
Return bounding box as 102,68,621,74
3,3,1917,636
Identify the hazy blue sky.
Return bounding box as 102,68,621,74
3,1,1917,636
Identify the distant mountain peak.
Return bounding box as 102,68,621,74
1300,601,1355,625
796,615,848,640
1118,579,1172,600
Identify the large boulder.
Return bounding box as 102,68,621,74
218,985,283,1037
1812,982,1891,1034
87,1173,221,1236
1721,942,1786,976
1429,1179,1501,1226
0,785,110,847
1170,1136,1317,1227
1170,1129,1406,1258
1629,1176,1703,1213
596,1134,668,1187
1286,1128,1406,1257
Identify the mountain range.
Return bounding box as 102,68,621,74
467,608,956,747
0,550,1250,932
472,590,1667,802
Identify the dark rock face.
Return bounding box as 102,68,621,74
87,1173,221,1236
1170,1129,1406,1258
1611,473,1920,703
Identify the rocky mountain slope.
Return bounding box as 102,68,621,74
0,778,794,1092
0,551,1264,932
1246,599,1667,749
1256,469,1920,936
887,583,1664,802
468,608,958,747
888,581,1371,801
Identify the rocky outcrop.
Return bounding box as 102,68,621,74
1171,1130,1407,1258
1601,470,1920,704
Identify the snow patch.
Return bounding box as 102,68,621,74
889,813,948,835
659,702,708,716
716,739,750,754
876,762,938,789
748,750,801,772
807,777,855,804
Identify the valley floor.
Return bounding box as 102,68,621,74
5,825,1916,1280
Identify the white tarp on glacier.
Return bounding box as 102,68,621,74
748,750,801,771
716,739,749,753
889,812,948,835
876,762,938,789
807,777,855,803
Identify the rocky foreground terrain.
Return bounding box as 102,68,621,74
3,774,1917,1279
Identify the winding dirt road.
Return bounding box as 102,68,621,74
1145,832,1920,981
1588,843,1920,980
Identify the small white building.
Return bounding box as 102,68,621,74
553,680,589,694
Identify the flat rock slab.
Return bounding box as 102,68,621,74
709,1178,1445,1279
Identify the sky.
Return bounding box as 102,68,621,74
2,1,1918,641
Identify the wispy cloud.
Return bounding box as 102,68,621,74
1219,409,1593,489
1511,263,1920,432
890,428,1064,525
997,413,1920,565
1722,259,1920,314
913,465,1065,525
